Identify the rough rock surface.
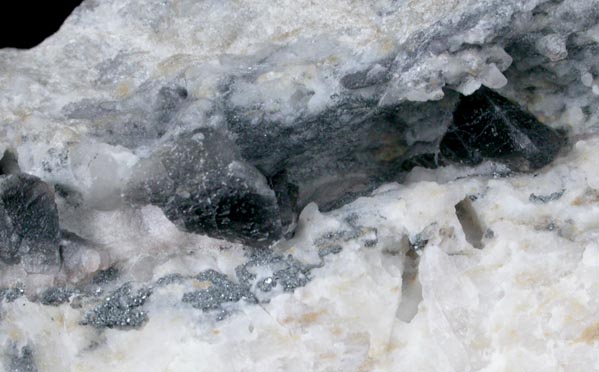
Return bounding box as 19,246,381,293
1,0,599,371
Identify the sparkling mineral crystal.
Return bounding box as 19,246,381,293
0,173,61,273
125,128,284,246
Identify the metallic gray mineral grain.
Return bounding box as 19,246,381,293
82,283,152,329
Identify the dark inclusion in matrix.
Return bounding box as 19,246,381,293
0,173,61,273
124,86,563,248
127,129,282,247
440,86,563,170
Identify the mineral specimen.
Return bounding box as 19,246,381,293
0,0,599,370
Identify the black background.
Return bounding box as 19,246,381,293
0,1,84,49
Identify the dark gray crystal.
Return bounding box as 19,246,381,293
225,100,408,211
126,128,283,247
440,87,563,170
0,174,61,273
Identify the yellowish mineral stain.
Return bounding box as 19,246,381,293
115,82,132,98
576,322,599,344
571,188,599,206
192,280,213,290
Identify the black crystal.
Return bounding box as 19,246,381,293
440,87,563,170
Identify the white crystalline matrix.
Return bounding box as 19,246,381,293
0,0,599,371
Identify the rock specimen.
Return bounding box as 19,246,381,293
0,0,599,370
0,173,60,273
440,87,564,170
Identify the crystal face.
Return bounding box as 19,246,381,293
440,87,564,170
125,128,283,246
1,0,599,370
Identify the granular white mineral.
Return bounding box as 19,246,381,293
1,0,599,371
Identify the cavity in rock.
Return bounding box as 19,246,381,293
396,247,423,323
440,87,563,171
0,173,61,273
0,149,20,175
101,85,455,247
454,197,485,249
